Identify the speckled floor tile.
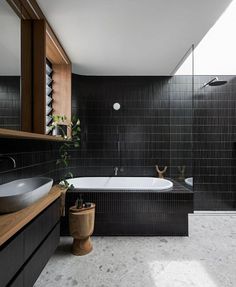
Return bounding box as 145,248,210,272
35,214,236,287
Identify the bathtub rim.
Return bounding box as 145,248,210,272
65,177,192,193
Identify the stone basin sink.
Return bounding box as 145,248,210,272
0,177,53,214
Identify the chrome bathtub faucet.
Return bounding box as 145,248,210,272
0,155,16,169
114,166,119,176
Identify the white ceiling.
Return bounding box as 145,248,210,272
0,0,20,75
37,0,232,75
8,0,232,76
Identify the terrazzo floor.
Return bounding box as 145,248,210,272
35,214,236,287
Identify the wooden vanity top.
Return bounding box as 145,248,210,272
0,185,65,247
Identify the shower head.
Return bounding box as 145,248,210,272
208,80,228,86
202,77,228,88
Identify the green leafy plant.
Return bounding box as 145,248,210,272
49,115,81,188
48,115,68,139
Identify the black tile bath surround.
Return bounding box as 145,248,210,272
61,181,193,236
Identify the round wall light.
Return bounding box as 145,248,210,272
113,102,121,111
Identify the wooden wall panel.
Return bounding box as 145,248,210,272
46,23,70,65
33,20,46,134
52,64,72,129
21,20,32,132
46,34,64,64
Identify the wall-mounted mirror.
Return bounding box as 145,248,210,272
0,0,21,131
0,0,71,140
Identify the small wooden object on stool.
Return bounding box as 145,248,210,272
69,203,95,256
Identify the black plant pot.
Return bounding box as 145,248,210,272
53,124,68,137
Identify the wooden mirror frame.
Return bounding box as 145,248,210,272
0,0,71,141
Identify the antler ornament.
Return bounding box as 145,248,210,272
155,165,167,178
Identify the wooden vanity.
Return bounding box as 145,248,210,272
0,185,63,287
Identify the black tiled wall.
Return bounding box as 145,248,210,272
72,74,236,210
1,74,235,211
71,74,192,181
0,76,21,130
170,76,193,180
193,75,236,210
0,138,63,185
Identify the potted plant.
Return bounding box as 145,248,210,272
49,115,69,138
51,115,68,137
49,114,81,188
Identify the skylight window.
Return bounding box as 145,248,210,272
176,0,236,75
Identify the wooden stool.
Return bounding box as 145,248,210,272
69,204,95,256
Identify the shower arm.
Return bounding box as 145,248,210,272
202,77,218,88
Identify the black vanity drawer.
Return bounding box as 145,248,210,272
24,198,60,260
0,198,61,287
9,223,60,287
0,233,24,287
23,222,60,287
8,272,24,287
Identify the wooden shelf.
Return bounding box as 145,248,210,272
0,128,64,141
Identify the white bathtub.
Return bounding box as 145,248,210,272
66,177,173,191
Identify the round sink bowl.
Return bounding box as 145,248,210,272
0,177,53,214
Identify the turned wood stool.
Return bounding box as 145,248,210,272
69,203,95,256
